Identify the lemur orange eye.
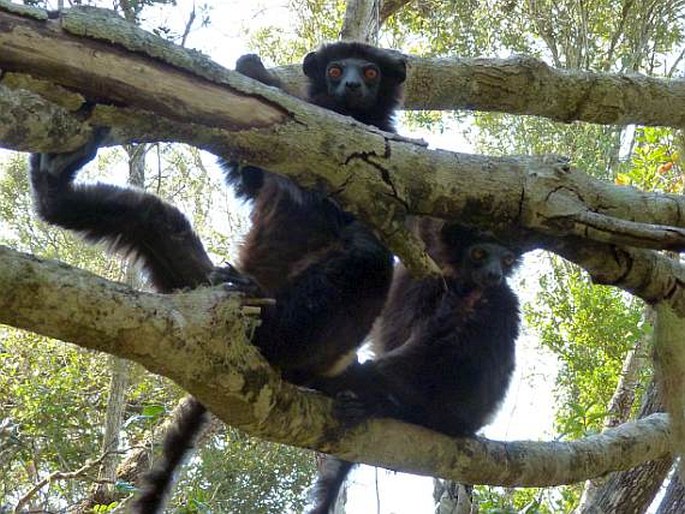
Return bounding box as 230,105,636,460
328,66,342,79
363,67,379,80
470,247,486,261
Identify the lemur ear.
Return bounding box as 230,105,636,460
380,51,407,84
302,51,321,79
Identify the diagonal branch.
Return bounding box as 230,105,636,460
2,5,685,308
0,245,674,488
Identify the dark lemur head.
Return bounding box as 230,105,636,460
416,218,521,289
302,42,407,132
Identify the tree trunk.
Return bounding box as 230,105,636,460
656,466,685,514
576,380,670,514
434,479,474,514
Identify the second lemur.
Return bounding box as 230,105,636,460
308,219,522,514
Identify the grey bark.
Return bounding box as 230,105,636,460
654,304,685,482
656,466,685,514
0,246,675,487
340,0,380,43
1,1,684,493
4,7,685,309
577,323,650,508
434,480,474,514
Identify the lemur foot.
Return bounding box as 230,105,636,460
208,264,263,296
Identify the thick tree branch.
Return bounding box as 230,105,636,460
340,0,380,43
255,52,685,128
654,303,685,482
3,4,685,310
0,245,673,487
270,58,685,129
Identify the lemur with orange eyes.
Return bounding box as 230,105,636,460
307,220,521,514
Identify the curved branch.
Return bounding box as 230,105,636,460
0,245,673,488
546,239,685,313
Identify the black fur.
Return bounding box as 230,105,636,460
303,42,406,131
28,42,407,514
307,458,354,514
307,220,521,514
29,129,216,293
223,44,405,199
220,42,406,384
29,132,236,512
133,400,209,513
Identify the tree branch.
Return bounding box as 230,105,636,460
271,56,685,128
0,245,673,487
2,6,685,297
14,451,111,513
1,0,681,496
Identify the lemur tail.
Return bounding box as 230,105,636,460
306,456,354,514
131,397,209,514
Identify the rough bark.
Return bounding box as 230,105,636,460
0,245,675,487
654,304,685,481
0,1,684,492
3,6,685,306
434,480,474,514
257,54,685,128
656,467,685,514
4,4,685,127
340,0,380,43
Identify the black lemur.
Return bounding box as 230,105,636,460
28,41,407,513
307,219,522,514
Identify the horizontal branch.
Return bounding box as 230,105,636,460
2,6,685,313
545,238,685,315
0,245,672,487
341,413,671,488
276,55,685,126
0,245,330,441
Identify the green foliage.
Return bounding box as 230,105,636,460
614,127,682,193
384,0,683,73
525,258,648,439
93,501,120,513
140,403,167,420
474,483,580,513
168,428,316,513
249,0,346,65
0,328,111,506
0,154,121,508
474,114,622,181
384,0,539,58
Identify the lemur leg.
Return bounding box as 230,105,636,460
30,129,223,292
